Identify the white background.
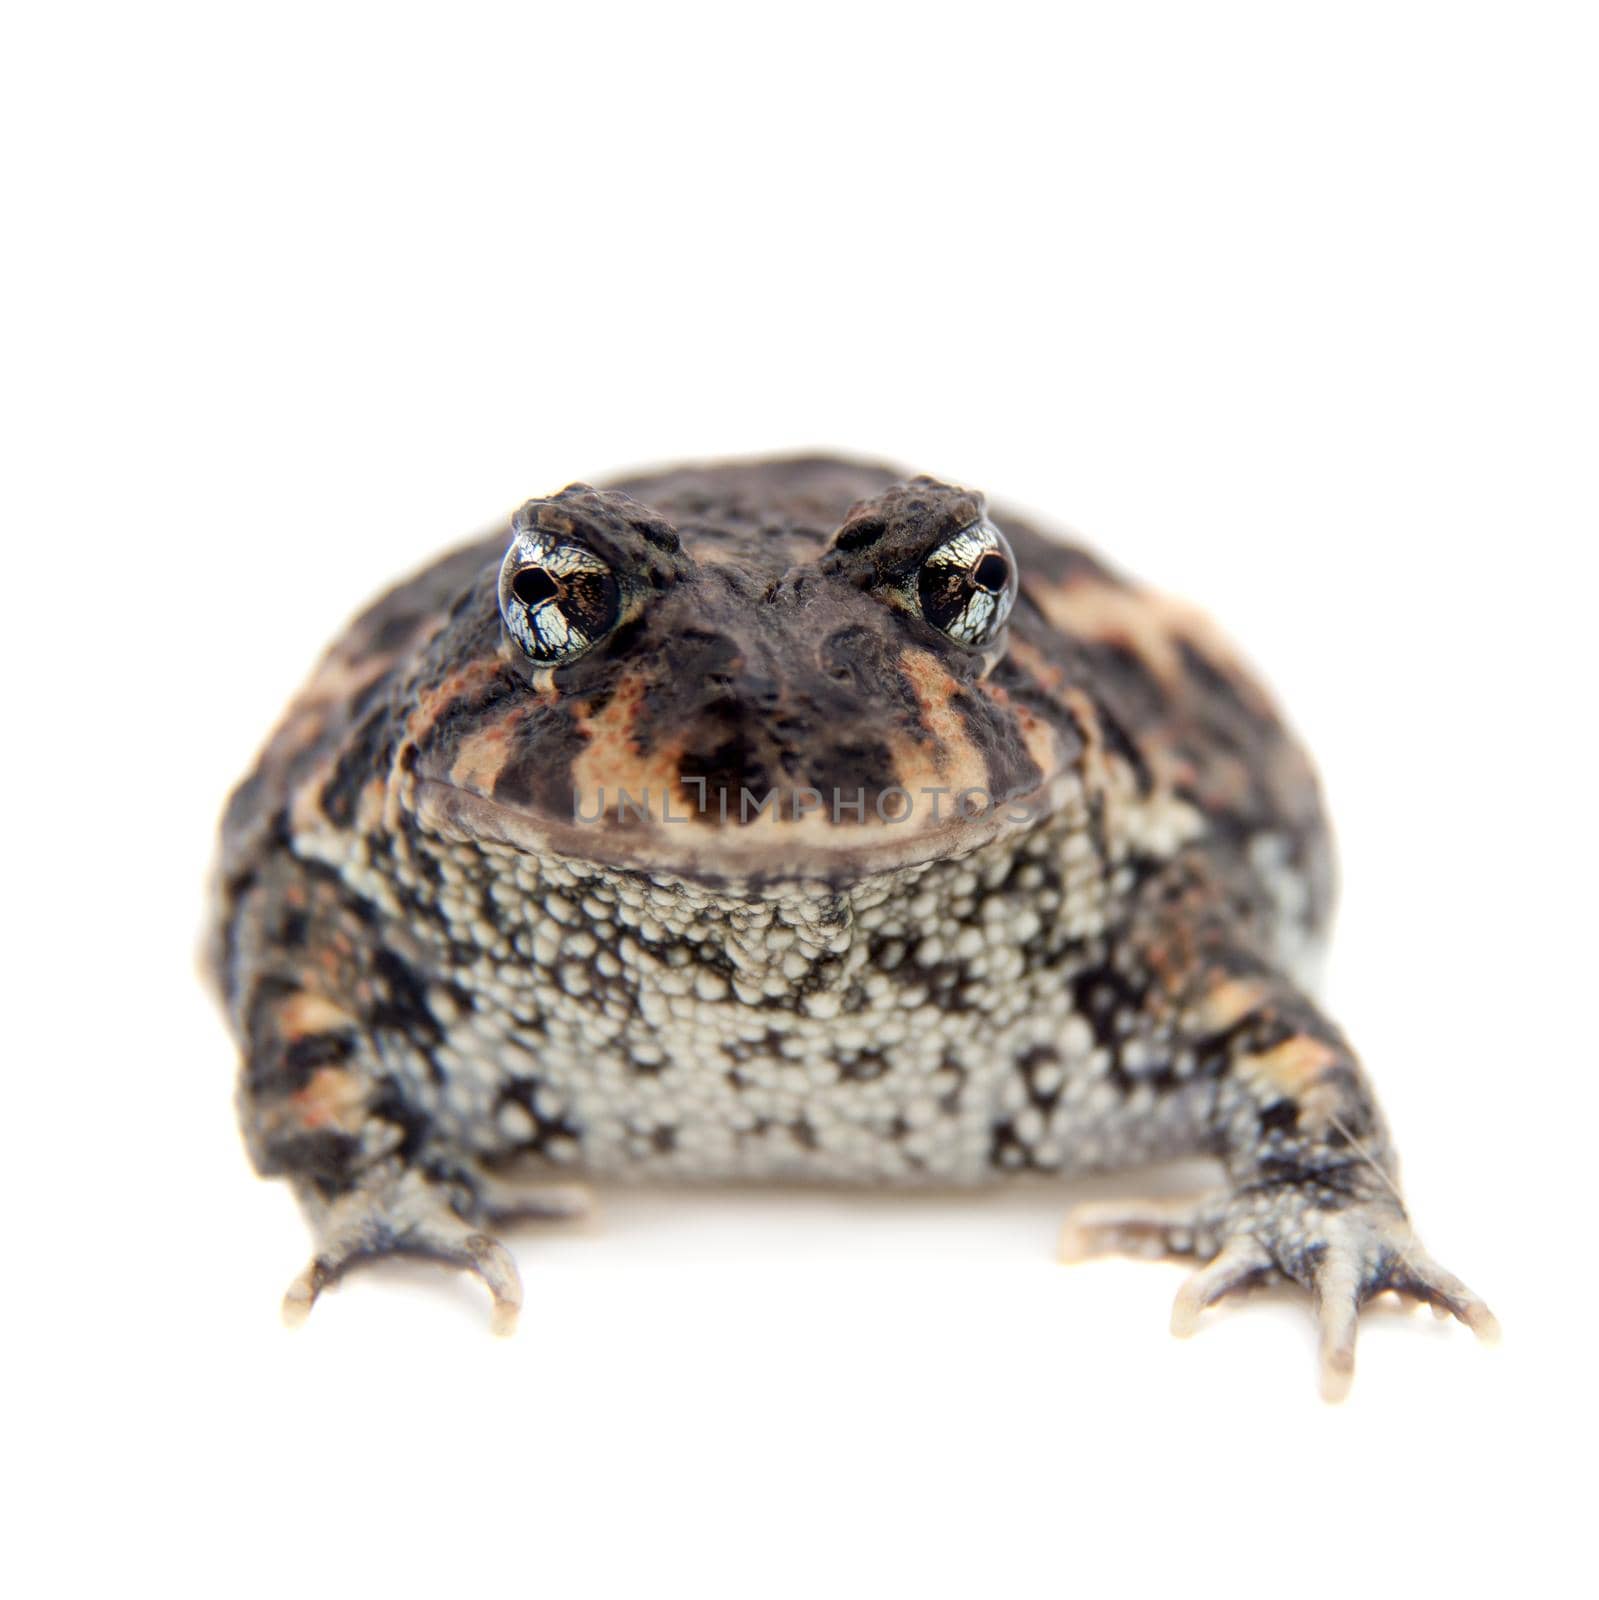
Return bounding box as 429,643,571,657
5,4,1595,1595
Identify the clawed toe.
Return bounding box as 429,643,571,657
475,1178,594,1227
1058,1195,1217,1262
1170,1237,1276,1336
1389,1244,1501,1343
1312,1246,1362,1402
281,1258,332,1328
1308,1232,1497,1401
462,1232,524,1336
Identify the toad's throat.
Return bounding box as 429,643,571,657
413,772,1077,884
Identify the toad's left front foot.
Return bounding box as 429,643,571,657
1059,1181,1499,1400
280,1165,590,1335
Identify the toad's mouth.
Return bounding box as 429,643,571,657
413,775,1074,886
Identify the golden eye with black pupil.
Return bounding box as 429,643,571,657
915,519,1018,647
497,534,621,665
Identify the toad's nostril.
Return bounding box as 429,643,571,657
820,624,885,689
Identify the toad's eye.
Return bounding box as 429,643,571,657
497,537,621,664
915,519,1018,647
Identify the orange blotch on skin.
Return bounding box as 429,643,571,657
448,707,537,798
1192,975,1273,1034
401,658,524,763
289,1066,368,1133
1236,1036,1344,1127
569,672,689,816
1033,576,1271,716
892,647,989,794
279,992,356,1040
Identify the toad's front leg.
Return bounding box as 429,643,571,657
229,903,587,1330
1051,853,1497,1399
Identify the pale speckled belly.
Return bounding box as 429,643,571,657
364,812,1217,1184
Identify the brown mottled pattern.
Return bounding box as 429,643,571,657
218,458,1321,900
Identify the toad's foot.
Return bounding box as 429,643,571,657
1059,1182,1498,1400
281,1166,585,1334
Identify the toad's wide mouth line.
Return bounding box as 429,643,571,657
414,777,1071,884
